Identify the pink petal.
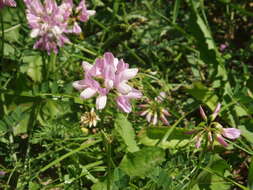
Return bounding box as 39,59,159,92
211,103,221,120
140,109,149,116
160,114,169,126
72,80,87,90
216,134,228,147
82,61,92,72
116,96,131,113
4,0,16,7
72,22,82,34
199,106,207,121
117,82,132,94
125,89,142,99
161,109,170,116
195,135,202,148
222,128,241,139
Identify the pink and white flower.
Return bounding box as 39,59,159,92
24,0,95,54
73,52,142,112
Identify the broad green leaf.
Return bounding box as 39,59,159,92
113,168,129,189
238,123,253,145
13,113,30,136
195,14,215,50
28,182,41,190
91,182,107,190
91,168,129,190
21,55,42,82
114,114,139,153
186,82,218,110
119,147,165,177
139,127,190,149
146,127,190,140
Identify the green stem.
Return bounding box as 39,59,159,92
107,140,112,190
69,42,98,56
0,11,4,65
49,52,56,74
102,131,112,190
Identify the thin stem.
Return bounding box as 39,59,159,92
107,139,112,190
69,42,98,56
0,11,4,65
49,52,57,75
102,131,112,190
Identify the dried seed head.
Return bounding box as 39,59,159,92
80,108,100,128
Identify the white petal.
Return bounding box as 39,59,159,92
72,80,87,90
80,88,97,99
96,95,107,110
122,68,138,80
87,10,96,16
30,28,40,38
117,82,132,94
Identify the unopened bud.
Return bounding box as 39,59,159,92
211,103,221,121
199,106,207,121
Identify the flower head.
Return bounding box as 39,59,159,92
139,92,170,126
80,108,100,127
0,0,16,9
187,103,241,148
73,52,142,113
24,0,95,54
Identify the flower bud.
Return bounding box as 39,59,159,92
199,106,207,121
210,103,221,121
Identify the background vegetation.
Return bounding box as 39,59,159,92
1,0,253,189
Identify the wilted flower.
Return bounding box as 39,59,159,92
73,52,142,113
80,108,100,127
188,103,241,148
24,0,95,54
139,92,170,126
0,0,16,9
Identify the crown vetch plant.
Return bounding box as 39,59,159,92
73,52,142,113
24,0,95,54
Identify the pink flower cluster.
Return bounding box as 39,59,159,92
73,52,142,113
24,0,95,54
0,0,16,9
139,92,171,126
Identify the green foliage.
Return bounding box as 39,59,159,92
0,0,253,189
119,147,165,177
114,114,139,153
